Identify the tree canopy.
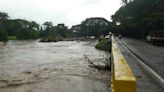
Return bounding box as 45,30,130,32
0,12,9,41
112,0,164,38
40,22,74,40
73,17,113,38
0,11,74,41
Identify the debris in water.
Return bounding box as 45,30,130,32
83,55,110,70
23,71,32,74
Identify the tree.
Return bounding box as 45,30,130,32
40,22,72,39
78,17,110,38
0,12,9,41
0,11,41,40
40,21,54,38
43,21,53,30
0,26,8,41
56,24,68,38
0,12,9,21
14,19,40,39
112,0,164,38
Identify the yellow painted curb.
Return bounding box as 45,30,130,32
111,37,136,92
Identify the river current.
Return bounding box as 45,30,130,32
0,40,110,92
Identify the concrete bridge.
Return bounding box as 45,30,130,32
112,36,164,92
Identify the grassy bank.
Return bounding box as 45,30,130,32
95,38,111,52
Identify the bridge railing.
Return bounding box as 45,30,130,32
111,36,136,92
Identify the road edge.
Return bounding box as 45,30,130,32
117,39,164,88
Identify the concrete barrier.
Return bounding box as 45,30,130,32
111,37,136,92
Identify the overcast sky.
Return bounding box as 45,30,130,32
0,0,121,27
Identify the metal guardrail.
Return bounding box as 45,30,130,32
111,37,136,92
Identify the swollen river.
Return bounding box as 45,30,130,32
0,40,110,92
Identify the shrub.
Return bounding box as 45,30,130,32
95,38,111,51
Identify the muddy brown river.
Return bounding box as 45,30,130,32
0,40,110,92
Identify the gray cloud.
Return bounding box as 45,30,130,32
0,0,121,27
80,0,101,6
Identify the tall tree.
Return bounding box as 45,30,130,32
0,12,9,41
43,21,53,30
78,17,110,38
0,26,8,41
112,0,164,38
0,12,9,21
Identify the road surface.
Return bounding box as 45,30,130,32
118,38,164,78
116,37,164,92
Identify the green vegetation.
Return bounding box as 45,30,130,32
0,12,40,41
71,17,115,38
112,0,164,39
0,12,116,42
0,26,8,42
71,0,164,39
40,23,73,39
7,36,17,40
0,12,75,42
1,0,162,42
95,38,111,51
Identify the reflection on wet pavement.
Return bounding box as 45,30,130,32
0,40,110,92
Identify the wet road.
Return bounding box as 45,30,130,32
116,37,164,92
118,38,164,78
0,40,110,92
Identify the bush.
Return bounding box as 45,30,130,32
95,38,111,51
7,36,17,40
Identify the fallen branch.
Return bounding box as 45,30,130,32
83,55,110,70
84,55,96,66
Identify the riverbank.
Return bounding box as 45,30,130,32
39,37,97,42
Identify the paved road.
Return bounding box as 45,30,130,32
118,38,164,78
115,38,164,92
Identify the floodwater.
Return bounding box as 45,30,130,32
0,40,110,92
